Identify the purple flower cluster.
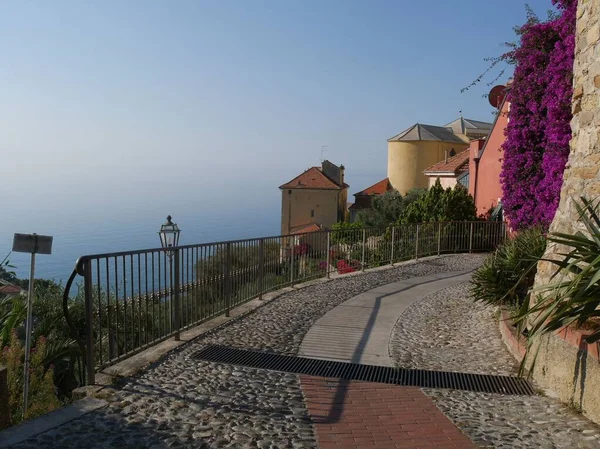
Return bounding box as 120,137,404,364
500,0,576,230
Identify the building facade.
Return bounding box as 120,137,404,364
279,160,348,236
423,150,470,189
348,178,393,222
468,95,510,218
387,123,469,195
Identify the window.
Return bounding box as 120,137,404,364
458,172,469,189
449,148,456,157
310,209,315,218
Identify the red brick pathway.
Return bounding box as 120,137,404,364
300,376,476,449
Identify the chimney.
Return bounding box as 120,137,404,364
321,160,343,187
339,164,345,187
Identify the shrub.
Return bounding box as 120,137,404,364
1,331,61,424
471,227,547,308
357,190,404,227
399,179,478,224
331,222,363,245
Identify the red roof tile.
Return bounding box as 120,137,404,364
424,150,470,174
0,284,22,294
291,223,323,234
280,167,343,190
354,178,393,196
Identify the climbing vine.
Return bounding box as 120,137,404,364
500,0,577,229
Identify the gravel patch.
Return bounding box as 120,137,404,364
390,282,600,449
11,254,484,449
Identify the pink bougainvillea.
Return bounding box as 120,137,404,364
500,0,576,230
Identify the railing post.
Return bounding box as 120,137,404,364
258,239,265,299
437,222,442,256
225,243,231,317
83,261,95,386
290,240,294,286
415,224,420,260
469,222,474,253
173,249,181,341
361,229,366,271
326,232,331,279
390,227,395,266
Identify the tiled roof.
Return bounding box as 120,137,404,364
444,117,493,136
291,223,323,234
354,178,393,196
280,167,343,190
423,150,470,175
0,283,22,295
388,124,466,144
348,202,366,211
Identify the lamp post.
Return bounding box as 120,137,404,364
158,215,181,257
158,216,181,340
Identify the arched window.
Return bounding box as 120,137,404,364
449,148,456,157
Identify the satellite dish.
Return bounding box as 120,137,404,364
489,85,506,109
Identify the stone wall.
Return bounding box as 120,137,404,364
530,0,600,424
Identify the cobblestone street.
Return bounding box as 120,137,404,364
390,283,600,449
9,254,600,449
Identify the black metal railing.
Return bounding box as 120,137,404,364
63,221,507,385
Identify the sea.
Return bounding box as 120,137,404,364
0,198,280,283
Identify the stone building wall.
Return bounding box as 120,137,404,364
530,0,600,424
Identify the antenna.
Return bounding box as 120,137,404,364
320,145,328,162
488,85,506,109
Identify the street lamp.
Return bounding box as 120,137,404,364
158,215,181,340
158,215,181,256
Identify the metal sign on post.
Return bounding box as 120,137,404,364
12,233,53,419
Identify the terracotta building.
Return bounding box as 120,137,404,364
350,114,492,217
468,88,510,219
348,178,394,222
279,160,348,237
423,150,470,189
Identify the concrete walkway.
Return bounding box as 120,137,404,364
299,270,473,367
298,270,478,449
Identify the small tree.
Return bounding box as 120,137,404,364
357,190,403,227
356,188,427,227
399,179,477,223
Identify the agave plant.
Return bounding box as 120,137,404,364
470,226,547,308
514,197,600,371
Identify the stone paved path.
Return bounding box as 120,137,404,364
298,271,481,448
299,271,472,366
390,282,600,449
9,255,484,449
9,254,600,449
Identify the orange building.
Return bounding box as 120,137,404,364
279,160,348,236
423,150,470,189
348,178,394,222
469,89,510,219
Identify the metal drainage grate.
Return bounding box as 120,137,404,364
193,345,535,396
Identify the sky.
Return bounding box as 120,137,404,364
0,0,556,272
